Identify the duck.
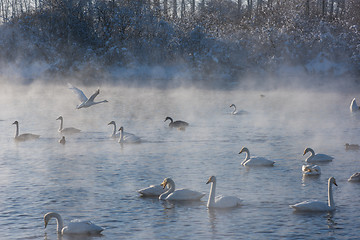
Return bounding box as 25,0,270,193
44,212,103,235
290,177,337,212
164,117,189,130
12,121,40,141
137,184,167,197
159,178,205,201
59,136,66,144
350,98,360,112
302,164,321,175
345,143,360,150
118,126,141,144
238,147,275,167
348,172,360,182
56,116,81,134
303,147,333,163
206,176,242,208
68,83,108,109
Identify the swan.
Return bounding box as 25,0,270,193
159,178,205,201
302,164,321,175
238,147,275,167
107,121,135,139
137,184,167,197
59,136,66,144
206,176,242,208
68,83,108,109
56,116,81,134
118,126,141,143
345,143,360,150
303,148,333,163
290,177,337,212
12,121,40,141
348,172,360,182
350,98,360,112
229,104,238,115
44,212,103,235
164,117,189,130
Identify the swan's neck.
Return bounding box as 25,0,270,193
328,181,335,208
168,118,173,124
14,123,19,137
94,100,107,105
159,181,175,200
111,123,116,137
118,128,124,143
308,149,315,158
58,118,63,131
50,212,64,233
241,149,250,165
231,105,237,114
207,181,216,208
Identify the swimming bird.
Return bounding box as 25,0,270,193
290,177,337,212
348,172,360,182
229,104,238,115
56,116,81,134
303,147,333,163
12,121,40,141
302,164,321,175
238,147,275,167
59,136,66,144
118,126,141,143
164,117,189,130
44,212,103,235
206,176,242,208
350,98,360,112
159,178,205,201
345,143,360,151
68,83,108,109
137,184,167,197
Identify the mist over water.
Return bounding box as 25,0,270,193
1,81,360,239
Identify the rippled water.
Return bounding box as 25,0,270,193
1,83,360,240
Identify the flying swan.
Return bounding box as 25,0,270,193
303,147,333,163
56,116,81,134
12,121,40,141
159,178,205,201
68,83,108,109
164,117,189,130
206,176,242,208
290,177,337,212
44,212,103,235
238,147,275,167
118,126,141,143
350,98,360,112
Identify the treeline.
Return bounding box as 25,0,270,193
0,0,359,82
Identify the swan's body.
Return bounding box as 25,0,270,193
164,117,189,130
229,104,238,115
238,147,275,167
206,176,242,208
12,121,40,141
302,164,321,175
118,126,141,143
350,98,360,112
68,83,108,109
107,121,135,139
348,172,360,182
290,177,337,212
345,143,360,150
159,178,205,201
137,184,167,197
303,148,333,163
56,116,81,134
44,212,103,235
59,136,66,144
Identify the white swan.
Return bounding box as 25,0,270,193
238,147,275,167
302,164,321,175
229,104,238,115
137,184,167,197
59,136,66,144
44,212,103,235
345,143,360,150
206,176,242,208
56,116,81,134
107,121,135,139
118,126,141,143
348,172,360,182
68,83,108,109
303,148,333,163
290,177,337,212
12,121,40,141
159,178,205,201
350,98,360,112
164,117,189,130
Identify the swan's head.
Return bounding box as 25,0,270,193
103,100,109,103
164,117,172,122
229,104,236,108
239,147,249,154
206,176,216,184
303,147,313,155
329,177,337,186
108,121,115,125
160,178,174,189
12,121,19,125
56,116,63,121
118,126,123,132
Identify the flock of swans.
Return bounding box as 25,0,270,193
10,87,360,236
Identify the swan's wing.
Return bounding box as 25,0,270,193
290,200,330,212
245,157,274,166
88,89,100,102
123,133,141,143
138,185,166,196
166,189,205,200
214,195,242,208
63,220,103,234
68,83,88,103
348,172,360,182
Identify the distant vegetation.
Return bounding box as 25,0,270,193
0,0,359,85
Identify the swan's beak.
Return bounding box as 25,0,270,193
160,181,167,189
44,220,48,228
206,179,211,184
334,181,338,186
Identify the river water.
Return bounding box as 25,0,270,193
0,83,360,239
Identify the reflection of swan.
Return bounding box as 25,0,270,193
68,83,108,109
345,143,360,150
206,176,241,208
12,121,40,141
303,148,333,163
350,98,360,112
44,212,103,235
159,178,205,201
137,184,167,197
238,147,275,166
290,177,337,212
118,126,141,143
348,172,360,182
56,116,81,134
302,164,321,175
164,117,189,130
59,136,66,144
229,104,238,115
